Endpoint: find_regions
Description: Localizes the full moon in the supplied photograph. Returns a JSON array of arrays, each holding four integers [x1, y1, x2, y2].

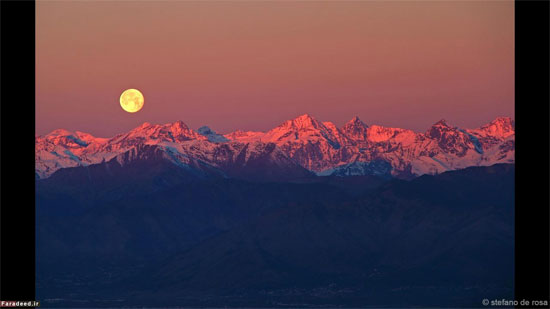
[[120, 89, 144, 113]]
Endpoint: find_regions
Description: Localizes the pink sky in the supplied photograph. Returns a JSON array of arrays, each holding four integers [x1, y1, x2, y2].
[[36, 1, 514, 137]]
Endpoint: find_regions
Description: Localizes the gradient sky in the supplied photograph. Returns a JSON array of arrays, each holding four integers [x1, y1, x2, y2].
[[36, 0, 514, 137]]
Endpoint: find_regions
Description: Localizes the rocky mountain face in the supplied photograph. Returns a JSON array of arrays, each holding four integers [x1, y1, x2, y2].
[[36, 114, 514, 179]]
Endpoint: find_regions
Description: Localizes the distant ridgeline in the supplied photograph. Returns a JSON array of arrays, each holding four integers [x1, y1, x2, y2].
[[35, 114, 514, 181], [36, 163, 514, 307]]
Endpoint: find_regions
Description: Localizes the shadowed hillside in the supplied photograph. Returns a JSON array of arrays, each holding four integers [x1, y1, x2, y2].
[[36, 164, 514, 307]]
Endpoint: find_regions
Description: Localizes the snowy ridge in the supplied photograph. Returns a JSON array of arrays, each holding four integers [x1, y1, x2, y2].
[[197, 126, 229, 143], [36, 115, 515, 179]]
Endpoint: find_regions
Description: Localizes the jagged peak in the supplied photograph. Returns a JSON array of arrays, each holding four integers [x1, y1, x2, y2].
[[343, 116, 368, 129], [46, 129, 74, 137], [197, 126, 214, 135], [127, 122, 156, 135], [424, 119, 459, 139], [280, 113, 322, 130], [197, 126, 229, 143], [74, 131, 103, 139], [117, 120, 202, 144], [487, 116, 514, 128], [322, 121, 347, 140], [40, 129, 91, 147], [130, 120, 191, 133], [165, 120, 189, 129], [161, 121, 196, 136], [36, 114, 516, 179], [74, 131, 108, 144], [296, 113, 315, 120], [432, 119, 450, 128], [341, 117, 368, 141], [474, 116, 515, 138], [293, 113, 318, 123], [322, 121, 337, 129]]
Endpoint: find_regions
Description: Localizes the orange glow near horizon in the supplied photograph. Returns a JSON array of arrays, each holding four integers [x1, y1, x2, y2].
[[36, 1, 514, 136]]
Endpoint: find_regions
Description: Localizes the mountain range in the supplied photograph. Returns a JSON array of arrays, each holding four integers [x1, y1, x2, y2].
[[35, 114, 515, 307], [36, 114, 514, 180]]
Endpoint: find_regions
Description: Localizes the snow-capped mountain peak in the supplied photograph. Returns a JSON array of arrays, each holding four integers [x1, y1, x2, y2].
[[366, 125, 414, 143], [46, 129, 75, 137], [425, 119, 458, 138], [475, 117, 515, 138], [282, 113, 324, 130], [113, 121, 205, 145], [262, 114, 333, 143], [224, 130, 265, 143], [341, 116, 369, 142], [197, 126, 229, 143], [38, 129, 95, 148], [74, 131, 109, 144], [36, 116, 515, 180]]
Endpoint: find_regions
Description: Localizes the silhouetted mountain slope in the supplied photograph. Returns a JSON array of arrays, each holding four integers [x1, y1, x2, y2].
[[142, 164, 514, 306], [36, 164, 513, 307], [36, 160, 379, 303], [37, 179, 358, 261]]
